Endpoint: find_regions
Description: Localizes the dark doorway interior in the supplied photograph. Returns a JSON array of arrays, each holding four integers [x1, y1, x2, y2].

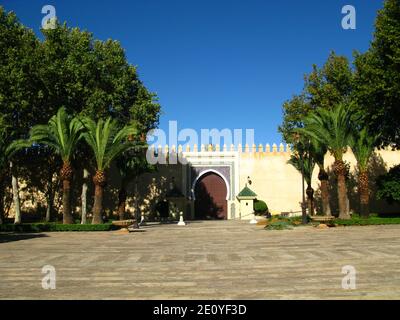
[[194, 172, 227, 220]]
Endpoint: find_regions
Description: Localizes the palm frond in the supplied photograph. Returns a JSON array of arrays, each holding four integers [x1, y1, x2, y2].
[[5, 139, 33, 158], [297, 103, 353, 161], [29, 107, 84, 162], [350, 127, 379, 171], [288, 152, 315, 186], [82, 116, 138, 171]]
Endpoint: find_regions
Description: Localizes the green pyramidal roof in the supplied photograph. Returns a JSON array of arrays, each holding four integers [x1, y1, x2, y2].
[[237, 185, 257, 198]]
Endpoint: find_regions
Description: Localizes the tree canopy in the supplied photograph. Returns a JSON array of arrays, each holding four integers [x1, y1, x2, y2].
[[0, 6, 161, 222], [279, 52, 353, 144], [353, 0, 400, 148]]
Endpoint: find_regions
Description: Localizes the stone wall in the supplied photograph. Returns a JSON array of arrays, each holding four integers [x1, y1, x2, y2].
[[5, 144, 400, 220]]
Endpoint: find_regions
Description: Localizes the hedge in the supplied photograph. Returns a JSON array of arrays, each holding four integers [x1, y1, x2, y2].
[[0, 223, 116, 233], [334, 217, 400, 226]]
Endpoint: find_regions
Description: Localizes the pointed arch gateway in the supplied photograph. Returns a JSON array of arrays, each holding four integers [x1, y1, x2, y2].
[[192, 170, 228, 220]]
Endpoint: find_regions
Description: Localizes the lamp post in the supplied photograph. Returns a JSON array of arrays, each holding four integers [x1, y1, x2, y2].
[[293, 132, 308, 225], [301, 156, 307, 225]]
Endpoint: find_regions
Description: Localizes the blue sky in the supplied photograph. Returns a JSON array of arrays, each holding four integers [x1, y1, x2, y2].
[[2, 0, 383, 145]]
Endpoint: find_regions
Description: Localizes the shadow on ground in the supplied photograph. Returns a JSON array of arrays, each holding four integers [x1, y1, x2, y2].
[[0, 233, 49, 244]]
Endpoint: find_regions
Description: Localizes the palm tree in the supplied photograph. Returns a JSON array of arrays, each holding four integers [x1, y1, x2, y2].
[[350, 128, 378, 218], [299, 104, 353, 219], [11, 107, 85, 224], [288, 141, 316, 216], [81, 117, 137, 224], [310, 138, 332, 216]]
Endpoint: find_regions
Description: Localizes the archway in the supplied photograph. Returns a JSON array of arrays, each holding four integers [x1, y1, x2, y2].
[[194, 171, 228, 220]]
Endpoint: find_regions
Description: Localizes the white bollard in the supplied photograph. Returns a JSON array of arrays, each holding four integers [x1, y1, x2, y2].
[[249, 213, 258, 224], [177, 211, 186, 226], [139, 214, 146, 226]]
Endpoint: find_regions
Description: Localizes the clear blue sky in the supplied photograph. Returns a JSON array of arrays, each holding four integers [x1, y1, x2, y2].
[[2, 0, 384, 145]]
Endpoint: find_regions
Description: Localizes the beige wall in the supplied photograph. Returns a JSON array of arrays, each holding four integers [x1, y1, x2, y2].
[[119, 145, 400, 219], [238, 147, 400, 216], [239, 150, 301, 216], [6, 145, 400, 220]]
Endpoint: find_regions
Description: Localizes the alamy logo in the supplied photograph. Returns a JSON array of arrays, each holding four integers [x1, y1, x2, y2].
[[41, 5, 57, 29], [341, 265, 356, 290], [146, 121, 255, 165], [342, 5, 356, 30], [41, 265, 56, 290]]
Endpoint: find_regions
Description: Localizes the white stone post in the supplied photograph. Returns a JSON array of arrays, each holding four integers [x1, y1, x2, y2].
[[249, 213, 258, 224], [177, 211, 186, 226]]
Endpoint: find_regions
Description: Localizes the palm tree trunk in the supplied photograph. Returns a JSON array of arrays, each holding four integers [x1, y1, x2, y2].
[[92, 170, 106, 224], [0, 185, 3, 225], [60, 161, 74, 224], [118, 183, 127, 221], [337, 174, 350, 219], [62, 179, 73, 224], [45, 188, 53, 222], [318, 168, 331, 216], [359, 170, 370, 218], [334, 160, 350, 219], [10, 162, 21, 224], [0, 172, 4, 224], [306, 185, 314, 216], [45, 172, 54, 222], [81, 168, 89, 224], [92, 183, 104, 224]]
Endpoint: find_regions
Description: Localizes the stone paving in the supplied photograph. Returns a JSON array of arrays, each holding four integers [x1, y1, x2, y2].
[[1, 221, 400, 299]]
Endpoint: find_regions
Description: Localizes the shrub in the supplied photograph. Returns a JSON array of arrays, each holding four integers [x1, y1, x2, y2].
[[265, 221, 293, 230], [0, 223, 116, 233], [254, 200, 268, 215], [376, 165, 400, 204]]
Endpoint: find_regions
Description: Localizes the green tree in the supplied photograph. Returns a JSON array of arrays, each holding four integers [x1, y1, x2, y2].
[[279, 52, 353, 141], [310, 138, 332, 216], [38, 23, 160, 123], [279, 94, 311, 144], [377, 165, 400, 204], [350, 128, 379, 218], [82, 117, 138, 224], [298, 104, 354, 219], [279, 53, 354, 217], [305, 52, 353, 110], [114, 81, 160, 221], [39, 23, 160, 222], [116, 148, 156, 221], [2, 123, 31, 225], [0, 7, 42, 134], [0, 7, 43, 223], [278, 52, 354, 140], [16, 147, 60, 222], [12, 108, 85, 224], [0, 116, 8, 224], [0, 8, 161, 222], [353, 0, 400, 148], [288, 140, 316, 216]]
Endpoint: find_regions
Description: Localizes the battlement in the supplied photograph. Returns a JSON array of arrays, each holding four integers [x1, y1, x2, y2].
[[148, 143, 292, 154], [146, 144, 399, 163]]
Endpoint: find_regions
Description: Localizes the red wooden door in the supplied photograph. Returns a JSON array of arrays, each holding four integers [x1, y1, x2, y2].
[[194, 172, 227, 220]]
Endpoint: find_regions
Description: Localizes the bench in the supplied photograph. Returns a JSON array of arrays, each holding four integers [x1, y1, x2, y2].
[[311, 216, 335, 223]]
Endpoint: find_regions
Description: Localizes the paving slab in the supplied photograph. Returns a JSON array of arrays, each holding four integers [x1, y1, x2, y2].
[[1, 221, 400, 299]]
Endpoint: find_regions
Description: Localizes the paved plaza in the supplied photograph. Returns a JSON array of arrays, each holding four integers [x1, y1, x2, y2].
[[1, 221, 400, 299]]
